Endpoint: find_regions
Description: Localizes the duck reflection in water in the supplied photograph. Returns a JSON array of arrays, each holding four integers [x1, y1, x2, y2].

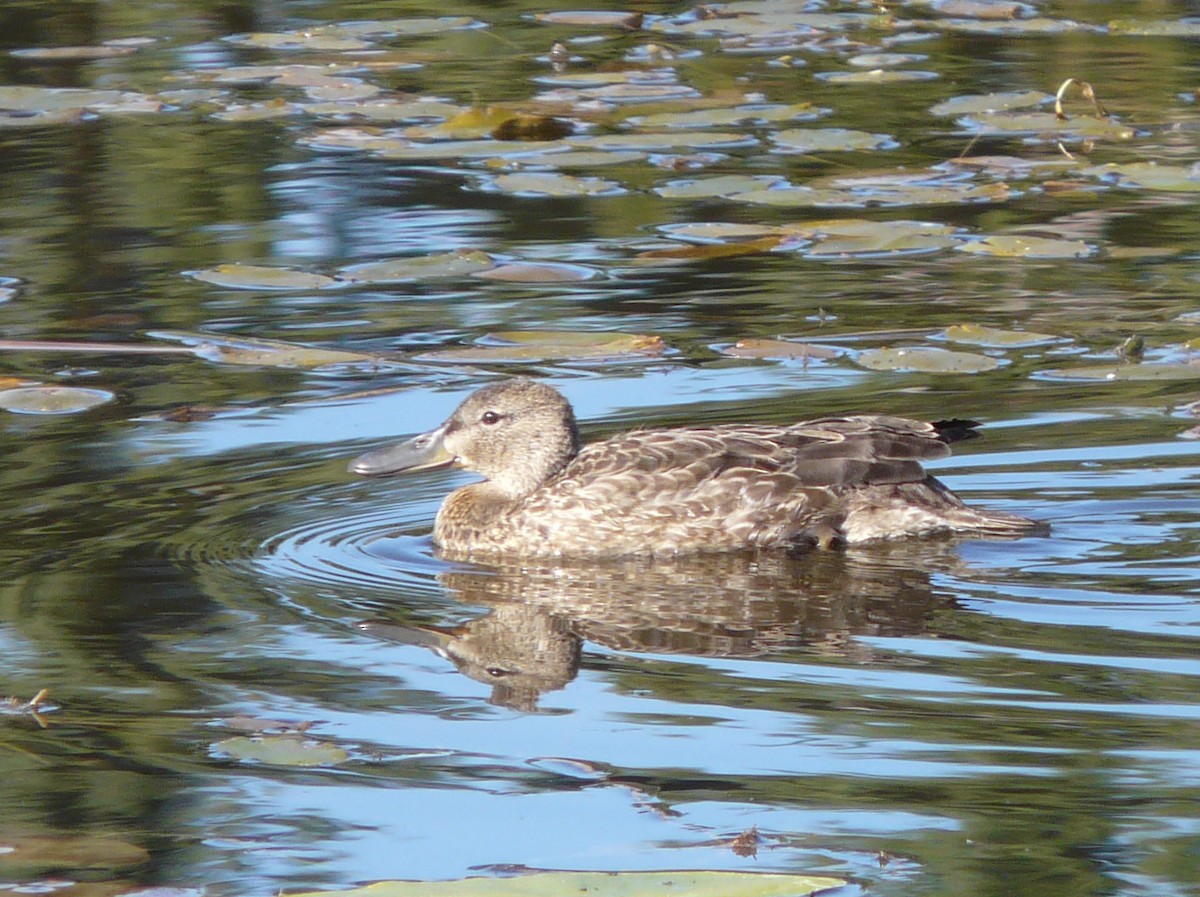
[[359, 544, 965, 711], [349, 378, 1041, 559]]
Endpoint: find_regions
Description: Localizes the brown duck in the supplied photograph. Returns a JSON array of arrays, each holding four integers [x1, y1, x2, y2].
[[349, 378, 1041, 558]]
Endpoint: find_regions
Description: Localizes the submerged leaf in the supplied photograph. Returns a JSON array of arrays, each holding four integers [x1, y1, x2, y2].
[[636, 236, 785, 261], [473, 262, 600, 282], [0, 835, 149, 875], [420, 331, 665, 363], [856, 347, 1001, 373], [1044, 364, 1200, 382], [719, 339, 842, 360], [150, 332, 384, 368], [958, 235, 1093, 258]]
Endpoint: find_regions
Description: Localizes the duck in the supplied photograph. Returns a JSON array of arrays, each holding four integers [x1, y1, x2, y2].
[[348, 378, 1041, 559]]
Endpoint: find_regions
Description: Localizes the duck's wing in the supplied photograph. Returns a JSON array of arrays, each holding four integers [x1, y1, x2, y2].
[[553, 416, 955, 508]]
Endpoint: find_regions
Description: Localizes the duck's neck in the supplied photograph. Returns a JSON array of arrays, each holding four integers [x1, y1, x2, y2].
[[434, 482, 521, 548]]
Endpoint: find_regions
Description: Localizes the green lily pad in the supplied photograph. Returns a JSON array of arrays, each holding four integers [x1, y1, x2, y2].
[[1107, 18, 1200, 36], [938, 16, 1086, 34], [960, 111, 1135, 140], [286, 870, 845, 897], [338, 250, 495, 283], [958, 235, 1094, 258], [816, 69, 939, 84], [719, 338, 843, 360], [929, 90, 1050, 117], [771, 127, 897, 152], [569, 131, 755, 151], [419, 331, 665, 363], [318, 17, 483, 37], [0, 386, 114, 415], [1083, 162, 1200, 193], [856, 347, 1001, 373], [213, 734, 350, 767], [509, 149, 645, 168], [655, 174, 786, 199], [483, 172, 625, 197], [942, 323, 1061, 347], [186, 265, 337, 290], [658, 222, 785, 241], [848, 52, 928, 67], [473, 262, 600, 282], [1044, 364, 1200, 382], [225, 31, 376, 51], [373, 138, 567, 160], [0, 834, 149, 875], [534, 10, 645, 27], [150, 332, 384, 369], [628, 102, 827, 128]]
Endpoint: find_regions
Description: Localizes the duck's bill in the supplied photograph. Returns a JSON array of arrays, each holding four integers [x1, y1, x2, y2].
[[348, 424, 457, 477]]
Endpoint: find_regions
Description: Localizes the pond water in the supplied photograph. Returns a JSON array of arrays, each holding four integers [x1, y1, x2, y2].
[[1, 0, 1200, 895]]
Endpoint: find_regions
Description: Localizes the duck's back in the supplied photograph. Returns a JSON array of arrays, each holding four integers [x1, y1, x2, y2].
[[435, 415, 1035, 557]]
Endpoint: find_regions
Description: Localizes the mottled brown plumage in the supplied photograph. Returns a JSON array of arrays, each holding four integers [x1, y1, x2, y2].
[[349, 379, 1040, 558]]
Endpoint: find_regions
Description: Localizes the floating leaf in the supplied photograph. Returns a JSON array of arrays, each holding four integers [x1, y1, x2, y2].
[[958, 235, 1093, 258], [848, 52, 928, 67], [856, 347, 1001, 373], [534, 10, 644, 27], [11, 45, 137, 60], [929, 90, 1050, 116], [636, 236, 786, 261], [509, 149, 645, 168], [406, 107, 524, 140], [212, 734, 350, 767], [420, 331, 665, 363], [1083, 162, 1200, 193], [938, 16, 1086, 34], [0, 85, 156, 115], [150, 332, 384, 369], [224, 31, 375, 51], [719, 339, 843, 360], [473, 262, 600, 282], [771, 127, 897, 152], [959, 111, 1135, 139], [482, 172, 625, 196], [569, 131, 755, 150], [286, 870, 845, 897], [1106, 18, 1200, 36], [817, 69, 939, 85], [317, 17, 483, 37], [373, 138, 566, 160], [186, 265, 337, 290], [0, 835, 149, 875], [1043, 364, 1200, 382], [0, 386, 114, 415], [655, 174, 786, 199], [657, 222, 785, 241], [338, 250, 495, 283], [786, 218, 960, 256], [628, 102, 827, 128], [942, 323, 1061, 347]]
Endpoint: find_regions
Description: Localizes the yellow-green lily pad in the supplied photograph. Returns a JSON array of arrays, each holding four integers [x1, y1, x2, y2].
[[719, 338, 843, 360], [150, 332, 384, 369], [0, 834, 149, 875], [771, 127, 897, 152], [856, 346, 1001, 373], [658, 222, 785, 241], [0, 386, 114, 415], [569, 131, 755, 151], [420, 331, 665, 363], [1083, 162, 1200, 193], [186, 264, 337, 290], [1107, 18, 1200, 36], [224, 31, 375, 51], [1044, 364, 1200, 382], [655, 174, 786, 199], [473, 262, 600, 283], [816, 69, 939, 85], [929, 90, 1050, 117], [942, 323, 1061, 347], [960, 111, 1135, 140], [958, 235, 1094, 258], [483, 172, 625, 197], [628, 102, 827, 128], [213, 734, 350, 767], [338, 250, 495, 283], [286, 870, 845, 897], [317, 17, 483, 37]]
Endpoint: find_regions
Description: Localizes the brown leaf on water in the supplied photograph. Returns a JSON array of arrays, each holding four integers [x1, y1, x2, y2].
[[220, 715, 315, 734], [731, 825, 760, 858]]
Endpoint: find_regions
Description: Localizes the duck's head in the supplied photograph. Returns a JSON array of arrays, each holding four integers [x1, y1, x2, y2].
[[349, 379, 581, 499]]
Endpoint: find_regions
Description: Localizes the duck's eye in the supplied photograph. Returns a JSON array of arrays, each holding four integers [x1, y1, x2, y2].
[[480, 410, 501, 426]]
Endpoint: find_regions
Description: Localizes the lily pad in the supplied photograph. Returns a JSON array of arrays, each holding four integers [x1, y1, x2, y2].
[[1044, 364, 1200, 382], [318, 17, 483, 37], [628, 102, 827, 128], [473, 262, 600, 282], [719, 339, 843, 360], [338, 250, 495, 283], [0, 835, 149, 875], [655, 174, 786, 199], [942, 323, 1061, 347], [286, 870, 844, 897], [929, 90, 1050, 117], [959, 111, 1135, 140], [636, 236, 786, 262], [569, 131, 755, 151], [186, 265, 337, 290], [1083, 162, 1200, 193], [534, 10, 645, 27], [419, 331, 665, 363], [0, 386, 114, 415], [150, 332, 384, 369], [958, 235, 1094, 258], [771, 127, 897, 153], [657, 222, 785, 241], [855, 347, 1001, 373], [482, 172, 625, 197], [224, 31, 375, 51], [1106, 18, 1200, 36], [816, 69, 939, 85], [212, 734, 350, 767]]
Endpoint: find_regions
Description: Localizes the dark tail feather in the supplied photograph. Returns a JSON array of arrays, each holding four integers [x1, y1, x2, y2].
[[932, 418, 982, 445]]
